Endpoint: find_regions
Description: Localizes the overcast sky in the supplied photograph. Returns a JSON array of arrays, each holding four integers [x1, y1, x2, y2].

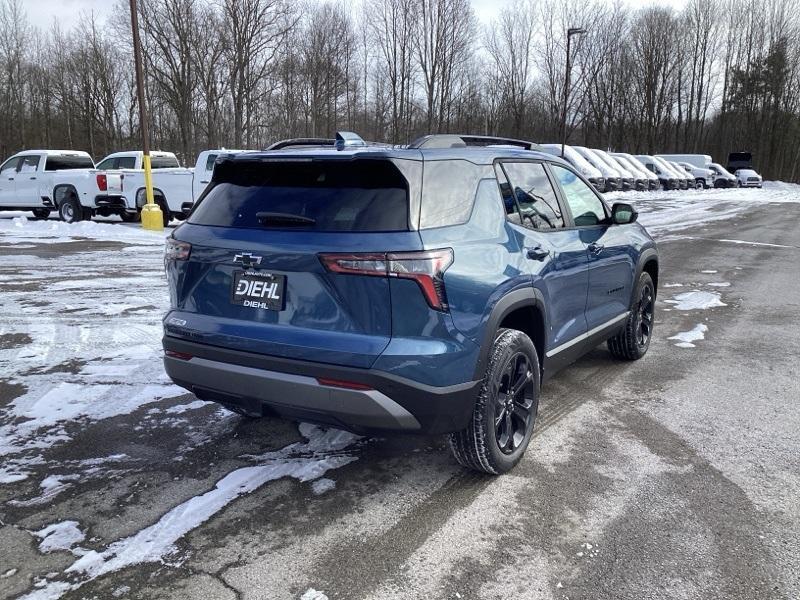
[[37, 0, 688, 31]]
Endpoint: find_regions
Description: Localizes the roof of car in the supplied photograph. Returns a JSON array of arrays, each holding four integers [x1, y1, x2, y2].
[[14, 150, 92, 157], [225, 145, 570, 167]]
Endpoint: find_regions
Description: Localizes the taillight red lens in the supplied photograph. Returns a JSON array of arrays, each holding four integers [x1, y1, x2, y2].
[[165, 237, 191, 261], [165, 350, 193, 360], [96, 173, 107, 191], [319, 248, 453, 311]]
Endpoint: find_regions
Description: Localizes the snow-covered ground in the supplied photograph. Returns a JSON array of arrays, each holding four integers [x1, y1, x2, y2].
[[1, 183, 799, 599]]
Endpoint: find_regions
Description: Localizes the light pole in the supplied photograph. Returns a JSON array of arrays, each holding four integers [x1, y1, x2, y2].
[[129, 0, 163, 231], [560, 27, 586, 159]]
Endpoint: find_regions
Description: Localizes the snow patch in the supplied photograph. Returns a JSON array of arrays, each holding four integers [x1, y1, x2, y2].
[[663, 283, 683, 288], [668, 324, 709, 348], [30, 424, 360, 600], [34, 521, 86, 553], [700, 269, 718, 274], [707, 282, 731, 287], [664, 291, 726, 310], [311, 478, 336, 495], [301, 589, 329, 600]]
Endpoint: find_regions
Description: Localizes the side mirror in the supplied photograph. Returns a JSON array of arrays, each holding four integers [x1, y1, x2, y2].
[[611, 202, 638, 225]]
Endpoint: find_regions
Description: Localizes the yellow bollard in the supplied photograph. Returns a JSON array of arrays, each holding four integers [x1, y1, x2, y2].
[[140, 154, 164, 231]]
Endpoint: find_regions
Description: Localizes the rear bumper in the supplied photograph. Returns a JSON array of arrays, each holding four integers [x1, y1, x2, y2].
[[163, 336, 480, 435]]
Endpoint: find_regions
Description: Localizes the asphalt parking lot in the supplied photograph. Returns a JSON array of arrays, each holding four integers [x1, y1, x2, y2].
[[1, 189, 799, 600]]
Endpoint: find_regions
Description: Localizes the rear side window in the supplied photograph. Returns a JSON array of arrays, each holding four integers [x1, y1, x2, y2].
[[189, 158, 409, 232], [19, 155, 40, 173], [501, 161, 565, 230], [44, 155, 94, 170], [419, 160, 487, 228], [0, 157, 20, 175], [151, 155, 180, 168], [205, 154, 218, 171], [117, 156, 137, 169]]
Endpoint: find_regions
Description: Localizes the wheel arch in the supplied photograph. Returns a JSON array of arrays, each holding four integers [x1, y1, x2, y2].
[[636, 249, 659, 298], [472, 287, 547, 381], [52, 184, 79, 208]]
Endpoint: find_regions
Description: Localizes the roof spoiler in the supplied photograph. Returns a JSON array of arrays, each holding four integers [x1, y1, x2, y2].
[[408, 134, 539, 151]]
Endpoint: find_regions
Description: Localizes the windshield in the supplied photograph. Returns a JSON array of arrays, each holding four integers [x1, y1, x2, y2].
[[189, 158, 410, 232]]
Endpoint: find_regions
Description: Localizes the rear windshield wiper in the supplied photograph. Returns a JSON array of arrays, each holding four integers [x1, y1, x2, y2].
[[256, 212, 316, 227]]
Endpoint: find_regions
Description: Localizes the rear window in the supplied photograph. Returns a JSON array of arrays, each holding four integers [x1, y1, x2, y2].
[[152, 155, 180, 168], [44, 154, 94, 170], [189, 158, 409, 232]]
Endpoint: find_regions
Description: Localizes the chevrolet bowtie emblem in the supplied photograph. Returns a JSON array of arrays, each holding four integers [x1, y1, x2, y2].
[[233, 253, 263, 267]]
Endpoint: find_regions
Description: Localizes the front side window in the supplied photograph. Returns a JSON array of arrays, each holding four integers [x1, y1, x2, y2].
[[0, 157, 20, 176], [117, 156, 137, 169], [96, 158, 115, 170], [551, 164, 608, 226], [205, 154, 218, 172], [19, 155, 40, 173], [501, 161, 565, 230]]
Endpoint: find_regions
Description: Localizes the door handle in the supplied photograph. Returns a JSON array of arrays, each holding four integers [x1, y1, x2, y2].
[[7, 177, 13, 181], [526, 246, 549, 261], [29, 176, 36, 180], [200, 180, 209, 184], [588, 242, 604, 254]]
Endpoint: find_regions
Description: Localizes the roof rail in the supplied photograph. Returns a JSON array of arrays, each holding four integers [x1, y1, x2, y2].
[[265, 137, 335, 151], [408, 134, 539, 151], [266, 131, 374, 151]]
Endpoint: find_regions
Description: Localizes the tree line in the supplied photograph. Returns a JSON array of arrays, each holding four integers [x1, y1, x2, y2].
[[0, 0, 798, 181]]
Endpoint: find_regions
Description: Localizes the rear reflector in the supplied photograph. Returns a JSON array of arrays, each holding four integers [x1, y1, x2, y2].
[[165, 350, 193, 360], [319, 248, 453, 311], [316, 377, 374, 391]]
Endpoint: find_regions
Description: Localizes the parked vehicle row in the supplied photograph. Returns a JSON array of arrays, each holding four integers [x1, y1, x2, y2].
[[0, 143, 766, 224], [544, 145, 762, 193], [0, 149, 247, 224]]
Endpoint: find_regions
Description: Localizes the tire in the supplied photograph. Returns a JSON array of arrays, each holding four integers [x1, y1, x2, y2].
[[58, 194, 83, 223], [695, 179, 704, 189], [449, 328, 540, 475], [121, 211, 141, 223], [32, 208, 50, 219], [607, 271, 655, 361]]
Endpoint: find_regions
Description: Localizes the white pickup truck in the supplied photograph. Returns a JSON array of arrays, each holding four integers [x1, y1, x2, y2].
[[50, 149, 244, 224], [0, 150, 96, 219]]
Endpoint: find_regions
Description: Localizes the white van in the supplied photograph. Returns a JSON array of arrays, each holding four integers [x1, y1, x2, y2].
[[634, 155, 679, 190], [658, 158, 691, 190], [708, 162, 737, 188], [572, 146, 622, 192], [538, 144, 606, 192], [591, 149, 637, 191], [675, 162, 714, 189], [611, 152, 659, 191], [656, 154, 712, 169]]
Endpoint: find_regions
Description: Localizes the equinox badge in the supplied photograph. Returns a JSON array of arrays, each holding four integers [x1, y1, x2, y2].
[[233, 253, 263, 267]]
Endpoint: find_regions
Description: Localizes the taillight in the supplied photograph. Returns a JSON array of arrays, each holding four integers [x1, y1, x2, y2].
[[165, 237, 191, 261], [320, 248, 453, 311], [96, 173, 107, 191], [165, 350, 193, 360]]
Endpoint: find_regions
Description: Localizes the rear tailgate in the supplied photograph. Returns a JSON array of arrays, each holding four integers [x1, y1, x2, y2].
[[164, 156, 423, 369]]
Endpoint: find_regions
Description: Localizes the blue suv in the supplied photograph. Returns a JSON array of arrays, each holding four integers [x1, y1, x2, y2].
[[163, 133, 658, 474]]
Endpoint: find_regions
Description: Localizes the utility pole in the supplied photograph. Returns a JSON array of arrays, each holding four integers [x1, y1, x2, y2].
[[129, 0, 163, 231], [560, 27, 586, 159]]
